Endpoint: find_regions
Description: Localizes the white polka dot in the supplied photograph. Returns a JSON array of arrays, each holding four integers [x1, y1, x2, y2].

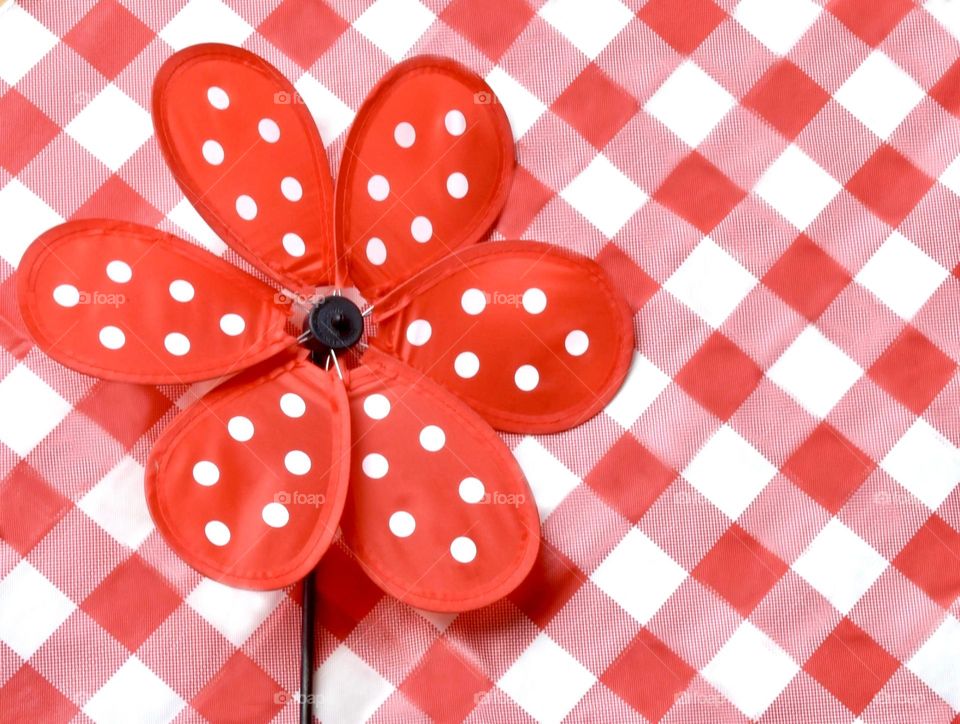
[[460, 288, 486, 315], [522, 288, 547, 314], [389, 511, 415, 538], [283, 233, 305, 257], [363, 394, 390, 420], [207, 87, 229, 110], [285, 450, 311, 475], [419, 425, 445, 452], [228, 416, 254, 442], [164, 332, 190, 356], [565, 330, 589, 356], [280, 393, 306, 418], [236, 195, 257, 220], [454, 352, 480, 379], [193, 461, 219, 486], [446, 172, 468, 199], [258, 118, 280, 143], [394, 122, 416, 148], [411, 216, 432, 243], [202, 140, 224, 165], [366, 237, 386, 266], [106, 260, 131, 283], [169, 280, 194, 302], [362, 453, 388, 479], [220, 314, 245, 336], [367, 175, 389, 201], [515, 365, 539, 391], [281, 176, 303, 202], [53, 284, 79, 307], [262, 502, 289, 528], [450, 536, 477, 563], [459, 477, 485, 504], [445, 109, 466, 136], [99, 326, 125, 350], [205, 520, 230, 546], [406, 319, 432, 346]]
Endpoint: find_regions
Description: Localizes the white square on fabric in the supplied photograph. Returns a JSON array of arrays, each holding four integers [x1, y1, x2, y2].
[[683, 425, 777, 520], [664, 237, 757, 328], [0, 179, 64, 267], [0, 364, 71, 457], [498, 633, 597, 722], [834, 51, 924, 139], [0, 3, 58, 85], [159, 0, 254, 50], [791, 518, 888, 614], [78, 456, 155, 550], [907, 615, 960, 710], [186, 578, 283, 647], [754, 145, 841, 231], [591, 527, 687, 624], [0, 561, 76, 659], [702, 621, 799, 719], [65, 84, 153, 172], [538, 0, 634, 59], [881, 418, 960, 511], [513, 437, 581, 521], [561, 155, 647, 238], [83, 657, 185, 724], [315, 645, 395, 724], [645, 62, 736, 148], [767, 326, 863, 419], [484, 67, 547, 139], [733, 0, 821, 55], [604, 353, 671, 430], [855, 231, 948, 320], [353, 0, 436, 62]]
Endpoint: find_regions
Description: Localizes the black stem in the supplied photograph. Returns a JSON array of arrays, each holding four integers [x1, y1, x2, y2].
[[300, 570, 316, 724]]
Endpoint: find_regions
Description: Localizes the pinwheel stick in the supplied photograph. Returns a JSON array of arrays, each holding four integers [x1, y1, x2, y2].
[[300, 570, 316, 724]]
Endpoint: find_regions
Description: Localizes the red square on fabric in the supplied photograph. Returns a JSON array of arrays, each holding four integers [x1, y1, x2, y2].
[[675, 332, 763, 421], [508, 544, 584, 627], [586, 434, 676, 523], [654, 153, 746, 233], [804, 618, 900, 715], [827, 0, 913, 47], [743, 61, 830, 140], [63, 0, 153, 79], [931, 60, 960, 119], [638, 0, 726, 55], [0, 463, 72, 555], [692, 524, 787, 616], [869, 326, 956, 415], [893, 514, 960, 608], [75, 381, 171, 449], [763, 235, 851, 321], [81, 555, 180, 650], [846, 145, 934, 228], [0, 90, 59, 175], [192, 651, 284, 723], [0, 665, 77, 724], [783, 423, 874, 513], [73, 176, 163, 228], [601, 628, 696, 721], [313, 545, 384, 639], [258, 0, 348, 68], [496, 166, 554, 237], [441, 0, 534, 61], [596, 244, 658, 312], [400, 640, 492, 721], [553, 64, 638, 149]]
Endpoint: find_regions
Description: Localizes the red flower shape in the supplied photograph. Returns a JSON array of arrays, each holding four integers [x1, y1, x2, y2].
[[16, 45, 633, 611]]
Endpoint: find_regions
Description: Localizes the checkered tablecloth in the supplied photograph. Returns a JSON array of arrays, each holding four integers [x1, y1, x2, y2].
[[2, 0, 960, 721]]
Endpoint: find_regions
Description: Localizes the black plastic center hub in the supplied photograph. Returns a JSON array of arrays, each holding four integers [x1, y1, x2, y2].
[[306, 296, 363, 351]]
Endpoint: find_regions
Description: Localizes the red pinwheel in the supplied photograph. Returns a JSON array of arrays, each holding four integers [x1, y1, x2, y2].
[[16, 45, 634, 614]]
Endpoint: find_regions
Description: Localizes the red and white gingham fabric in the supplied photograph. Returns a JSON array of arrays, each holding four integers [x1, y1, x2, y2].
[[2, 0, 960, 721]]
